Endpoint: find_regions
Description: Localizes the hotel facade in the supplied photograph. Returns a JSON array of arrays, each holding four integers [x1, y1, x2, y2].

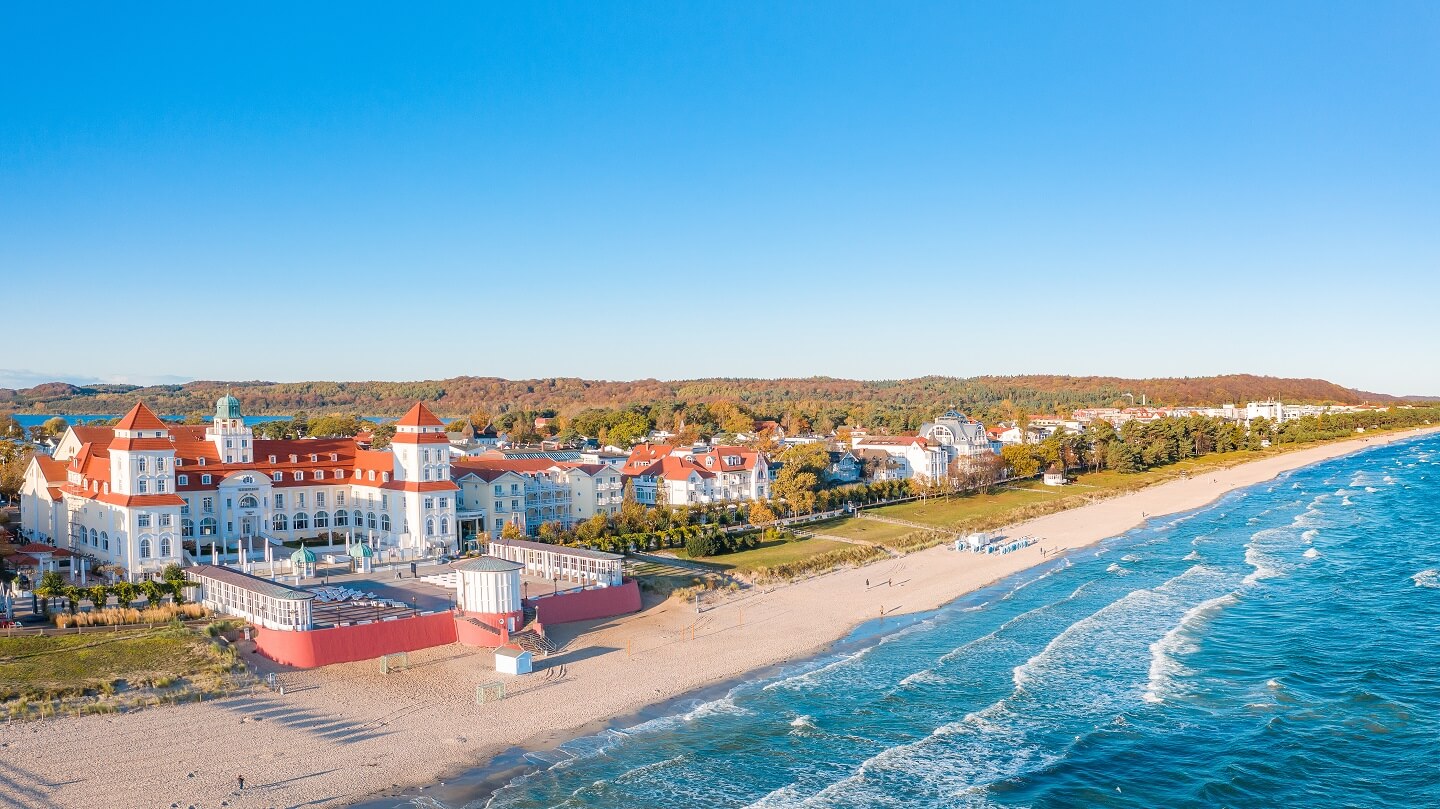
[[20, 397, 458, 580]]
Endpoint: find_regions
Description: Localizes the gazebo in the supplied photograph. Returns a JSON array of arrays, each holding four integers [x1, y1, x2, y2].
[[347, 541, 374, 574], [290, 547, 317, 578]]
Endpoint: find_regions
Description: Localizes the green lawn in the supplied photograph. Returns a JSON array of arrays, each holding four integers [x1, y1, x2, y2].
[[0, 626, 238, 710], [869, 486, 1060, 529], [802, 517, 916, 544], [673, 536, 850, 574]]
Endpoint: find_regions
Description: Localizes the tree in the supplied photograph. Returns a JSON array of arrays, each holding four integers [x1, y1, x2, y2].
[[0, 440, 30, 502], [1001, 444, 1042, 479], [500, 522, 524, 540], [370, 423, 397, 449], [111, 580, 137, 608], [35, 571, 67, 616], [685, 532, 720, 559], [0, 414, 23, 440], [161, 563, 186, 585], [749, 500, 777, 526], [307, 413, 365, 438], [41, 416, 70, 439], [86, 584, 110, 610]]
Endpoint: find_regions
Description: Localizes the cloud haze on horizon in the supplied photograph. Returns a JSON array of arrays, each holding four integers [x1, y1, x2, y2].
[[2, 4, 1436, 394]]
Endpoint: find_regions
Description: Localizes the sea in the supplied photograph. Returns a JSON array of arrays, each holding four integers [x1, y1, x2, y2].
[[381, 433, 1440, 809], [12, 413, 330, 429]]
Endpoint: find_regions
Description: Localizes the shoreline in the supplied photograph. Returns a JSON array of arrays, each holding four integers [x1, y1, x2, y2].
[[1, 426, 1433, 809]]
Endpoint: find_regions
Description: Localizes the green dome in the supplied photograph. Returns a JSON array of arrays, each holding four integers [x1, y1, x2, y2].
[[290, 547, 316, 564], [347, 543, 373, 558], [216, 393, 243, 420]]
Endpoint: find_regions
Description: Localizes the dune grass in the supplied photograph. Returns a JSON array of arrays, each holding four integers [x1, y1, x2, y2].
[[673, 536, 851, 574]]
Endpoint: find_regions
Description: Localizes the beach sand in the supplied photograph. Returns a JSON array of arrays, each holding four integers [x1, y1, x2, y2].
[[1, 428, 1430, 809]]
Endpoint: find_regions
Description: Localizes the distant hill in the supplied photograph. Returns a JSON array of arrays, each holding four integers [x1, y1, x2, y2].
[[0, 374, 1423, 426]]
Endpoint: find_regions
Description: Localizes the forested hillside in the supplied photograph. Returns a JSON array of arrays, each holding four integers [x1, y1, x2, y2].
[[0, 373, 1406, 426]]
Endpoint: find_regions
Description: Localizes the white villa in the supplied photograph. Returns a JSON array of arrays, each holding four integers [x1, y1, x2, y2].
[[851, 410, 998, 483]]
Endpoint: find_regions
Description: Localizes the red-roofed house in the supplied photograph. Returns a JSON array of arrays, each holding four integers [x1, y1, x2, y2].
[[620, 444, 769, 506]]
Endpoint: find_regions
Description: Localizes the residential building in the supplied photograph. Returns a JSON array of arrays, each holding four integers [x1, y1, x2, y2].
[[621, 444, 770, 506]]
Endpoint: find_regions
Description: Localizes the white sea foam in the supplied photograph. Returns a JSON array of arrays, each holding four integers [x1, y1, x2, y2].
[[1183, 550, 1201, 561], [1121, 553, 1141, 563], [1143, 591, 1239, 703], [1302, 529, 1318, 543], [1413, 569, 1440, 589], [1303, 548, 1321, 559], [1106, 563, 1128, 575]]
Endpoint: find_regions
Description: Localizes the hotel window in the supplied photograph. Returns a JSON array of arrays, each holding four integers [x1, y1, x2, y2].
[[380, 514, 391, 532], [316, 492, 326, 508], [175, 458, 183, 467], [203, 497, 214, 513], [137, 514, 152, 528], [294, 471, 304, 481], [494, 485, 502, 496], [423, 497, 433, 509], [382, 472, 390, 483], [225, 439, 233, 448], [272, 472, 282, 481], [314, 470, 325, 480], [439, 497, 448, 508], [335, 469, 344, 479], [269, 455, 277, 463], [274, 493, 285, 509], [380, 495, 389, 510], [309, 454, 318, 463], [160, 514, 172, 527], [336, 491, 345, 506], [138, 480, 148, 494], [137, 457, 147, 472], [177, 474, 188, 486], [158, 479, 167, 493], [201, 474, 212, 485], [296, 493, 306, 508], [330, 453, 338, 461]]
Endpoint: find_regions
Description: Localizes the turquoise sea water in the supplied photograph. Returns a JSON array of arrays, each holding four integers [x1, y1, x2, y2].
[[413, 436, 1440, 809]]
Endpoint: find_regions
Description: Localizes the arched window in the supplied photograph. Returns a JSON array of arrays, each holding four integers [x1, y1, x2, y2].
[[99, 531, 109, 550], [182, 519, 194, 537], [200, 518, 217, 536], [367, 512, 377, 530], [380, 514, 391, 532], [353, 509, 362, 528], [314, 511, 329, 529], [293, 512, 309, 531], [139, 537, 152, 559], [239, 495, 259, 509], [440, 518, 449, 536], [334, 510, 349, 527], [89, 528, 98, 546], [160, 536, 172, 556], [272, 513, 288, 532], [425, 517, 435, 537]]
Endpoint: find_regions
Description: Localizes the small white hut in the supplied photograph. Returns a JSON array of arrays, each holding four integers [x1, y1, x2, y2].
[[494, 645, 532, 675]]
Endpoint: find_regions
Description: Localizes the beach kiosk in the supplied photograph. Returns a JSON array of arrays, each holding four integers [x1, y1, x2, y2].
[[958, 532, 993, 553], [453, 556, 524, 632], [290, 547, 316, 579], [494, 644, 533, 676]]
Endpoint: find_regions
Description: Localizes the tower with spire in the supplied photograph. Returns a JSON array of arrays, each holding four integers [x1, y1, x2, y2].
[[206, 390, 252, 464]]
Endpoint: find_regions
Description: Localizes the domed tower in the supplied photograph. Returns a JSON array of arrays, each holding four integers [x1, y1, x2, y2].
[[206, 392, 252, 464]]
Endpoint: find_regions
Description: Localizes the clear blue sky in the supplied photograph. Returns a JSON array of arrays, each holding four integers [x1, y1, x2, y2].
[[2, 3, 1437, 394]]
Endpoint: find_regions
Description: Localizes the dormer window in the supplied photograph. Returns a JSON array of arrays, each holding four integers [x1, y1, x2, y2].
[[201, 474, 212, 485], [272, 472, 282, 482], [330, 453, 338, 461], [178, 474, 188, 486], [175, 458, 183, 467], [198, 457, 207, 466], [382, 472, 390, 483], [367, 470, 376, 480], [335, 469, 344, 478], [294, 471, 304, 481], [269, 455, 277, 463], [314, 470, 325, 480], [289, 455, 297, 463], [309, 454, 318, 462]]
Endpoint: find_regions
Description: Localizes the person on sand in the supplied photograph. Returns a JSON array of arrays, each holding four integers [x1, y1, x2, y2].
[[237, 774, 245, 791]]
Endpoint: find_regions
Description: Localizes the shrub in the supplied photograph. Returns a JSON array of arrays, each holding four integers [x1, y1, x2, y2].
[[685, 533, 720, 559]]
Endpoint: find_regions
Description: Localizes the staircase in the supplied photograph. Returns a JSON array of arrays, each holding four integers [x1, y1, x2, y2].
[[511, 628, 556, 656]]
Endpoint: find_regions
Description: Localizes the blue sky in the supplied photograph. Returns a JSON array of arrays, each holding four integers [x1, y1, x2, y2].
[[2, 3, 1437, 393]]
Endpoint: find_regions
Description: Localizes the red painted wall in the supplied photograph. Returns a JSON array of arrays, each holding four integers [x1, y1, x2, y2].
[[254, 611, 457, 668], [455, 616, 508, 648], [529, 580, 642, 625]]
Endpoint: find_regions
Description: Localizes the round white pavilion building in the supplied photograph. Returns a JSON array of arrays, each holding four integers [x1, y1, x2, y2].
[[452, 556, 524, 632]]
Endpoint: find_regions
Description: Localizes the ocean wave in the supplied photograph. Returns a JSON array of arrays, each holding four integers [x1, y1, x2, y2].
[[1413, 569, 1440, 589], [1303, 548, 1321, 559], [1183, 550, 1202, 561], [1143, 591, 1239, 703], [1302, 529, 1319, 543], [1121, 553, 1141, 562], [1106, 563, 1128, 575]]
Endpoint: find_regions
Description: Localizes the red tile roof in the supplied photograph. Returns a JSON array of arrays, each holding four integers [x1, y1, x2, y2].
[[114, 402, 169, 431], [395, 402, 446, 428]]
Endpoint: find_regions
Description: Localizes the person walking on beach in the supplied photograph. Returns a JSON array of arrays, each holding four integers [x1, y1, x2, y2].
[[237, 774, 245, 791]]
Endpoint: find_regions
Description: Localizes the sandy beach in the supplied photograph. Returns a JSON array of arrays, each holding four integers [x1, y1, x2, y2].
[[1, 427, 1431, 809]]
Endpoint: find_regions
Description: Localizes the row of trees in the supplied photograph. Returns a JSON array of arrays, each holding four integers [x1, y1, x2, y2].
[[32, 564, 190, 617]]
